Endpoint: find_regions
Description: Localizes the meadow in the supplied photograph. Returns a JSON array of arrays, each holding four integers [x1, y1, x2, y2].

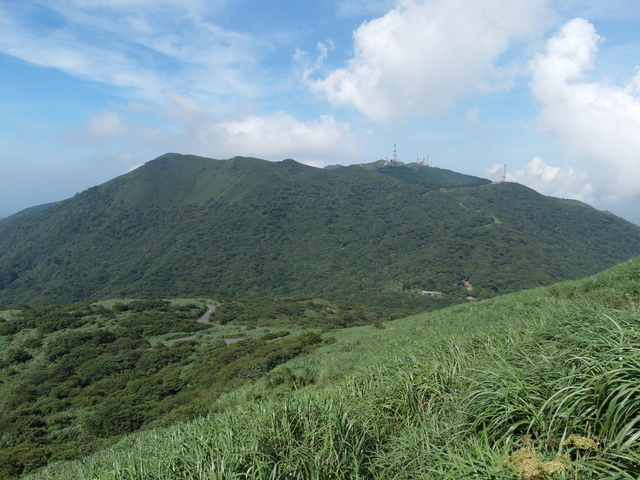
[[20, 258, 640, 479]]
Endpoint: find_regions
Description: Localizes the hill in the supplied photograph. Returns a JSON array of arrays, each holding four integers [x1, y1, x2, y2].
[[15, 257, 640, 479], [0, 202, 60, 228], [1, 295, 379, 477], [0, 153, 639, 307]]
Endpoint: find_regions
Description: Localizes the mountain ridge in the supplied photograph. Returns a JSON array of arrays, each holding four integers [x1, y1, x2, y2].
[[0, 153, 639, 307]]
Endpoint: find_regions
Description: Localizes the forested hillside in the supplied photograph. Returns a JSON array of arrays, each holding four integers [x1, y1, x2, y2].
[[0, 295, 383, 477], [0, 153, 639, 307], [0, 203, 60, 227]]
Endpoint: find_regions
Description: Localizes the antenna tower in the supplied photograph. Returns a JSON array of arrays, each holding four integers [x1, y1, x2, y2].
[[390, 143, 399, 165], [500, 164, 507, 183]]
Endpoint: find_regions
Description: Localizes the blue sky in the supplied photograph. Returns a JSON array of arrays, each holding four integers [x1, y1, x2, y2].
[[1, 0, 640, 224]]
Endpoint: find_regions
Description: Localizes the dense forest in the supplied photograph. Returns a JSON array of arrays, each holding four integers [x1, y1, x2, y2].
[[1, 154, 639, 307]]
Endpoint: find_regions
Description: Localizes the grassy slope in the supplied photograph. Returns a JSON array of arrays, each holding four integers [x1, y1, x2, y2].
[[0, 296, 394, 478], [0, 294, 415, 478], [25, 258, 640, 479]]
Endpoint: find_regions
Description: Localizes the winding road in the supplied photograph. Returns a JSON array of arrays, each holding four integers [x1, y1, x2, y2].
[[171, 304, 216, 342], [197, 304, 216, 324]]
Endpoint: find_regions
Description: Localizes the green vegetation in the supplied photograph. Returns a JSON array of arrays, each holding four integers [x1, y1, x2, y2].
[[0, 202, 60, 228], [1, 153, 640, 478], [1, 154, 639, 307], [10, 257, 640, 479], [210, 296, 401, 329], [0, 297, 345, 478]]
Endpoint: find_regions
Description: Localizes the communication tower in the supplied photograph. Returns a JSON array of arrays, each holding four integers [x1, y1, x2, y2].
[[390, 143, 399, 165], [500, 164, 507, 183], [416, 154, 430, 166]]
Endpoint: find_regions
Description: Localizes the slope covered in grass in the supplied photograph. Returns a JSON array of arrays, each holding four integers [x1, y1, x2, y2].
[[23, 258, 640, 479]]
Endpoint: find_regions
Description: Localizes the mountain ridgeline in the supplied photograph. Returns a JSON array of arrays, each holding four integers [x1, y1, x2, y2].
[[0, 153, 639, 307]]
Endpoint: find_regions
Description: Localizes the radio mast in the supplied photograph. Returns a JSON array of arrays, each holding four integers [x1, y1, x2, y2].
[[390, 143, 399, 165], [500, 164, 507, 183]]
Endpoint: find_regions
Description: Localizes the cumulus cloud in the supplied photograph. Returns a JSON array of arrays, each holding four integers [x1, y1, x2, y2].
[[530, 18, 640, 202], [307, 0, 551, 122], [198, 112, 361, 166], [149, 90, 361, 165], [487, 157, 595, 202], [66, 92, 361, 166]]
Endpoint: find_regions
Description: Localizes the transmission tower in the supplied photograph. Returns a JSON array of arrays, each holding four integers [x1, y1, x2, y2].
[[390, 143, 399, 165]]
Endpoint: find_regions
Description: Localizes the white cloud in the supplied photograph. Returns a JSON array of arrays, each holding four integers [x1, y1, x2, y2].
[[151, 90, 361, 165], [296, 41, 334, 84], [487, 157, 595, 202], [67, 111, 126, 144], [204, 113, 360, 166], [66, 92, 361, 166], [0, 0, 263, 104], [308, 0, 551, 122], [530, 18, 640, 202]]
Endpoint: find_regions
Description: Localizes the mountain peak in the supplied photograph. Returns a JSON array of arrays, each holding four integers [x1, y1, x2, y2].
[[0, 153, 639, 306]]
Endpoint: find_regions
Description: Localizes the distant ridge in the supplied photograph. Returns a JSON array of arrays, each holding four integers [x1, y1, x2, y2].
[[0, 201, 60, 227], [0, 153, 639, 307]]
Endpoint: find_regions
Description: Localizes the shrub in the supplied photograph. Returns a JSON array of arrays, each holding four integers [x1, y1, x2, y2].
[[84, 402, 149, 437], [5, 347, 32, 364], [0, 444, 51, 479]]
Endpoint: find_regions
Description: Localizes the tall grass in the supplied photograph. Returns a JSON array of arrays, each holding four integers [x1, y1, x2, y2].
[[25, 260, 640, 479], [461, 306, 640, 478]]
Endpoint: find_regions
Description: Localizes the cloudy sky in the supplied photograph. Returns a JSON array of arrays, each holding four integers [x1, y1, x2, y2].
[[1, 0, 640, 224]]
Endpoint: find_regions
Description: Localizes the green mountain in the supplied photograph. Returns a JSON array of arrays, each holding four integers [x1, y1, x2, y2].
[[0, 202, 60, 228], [0, 153, 639, 307], [8, 257, 640, 479]]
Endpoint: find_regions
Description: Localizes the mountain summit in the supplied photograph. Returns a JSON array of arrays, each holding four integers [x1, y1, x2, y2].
[[0, 153, 639, 307]]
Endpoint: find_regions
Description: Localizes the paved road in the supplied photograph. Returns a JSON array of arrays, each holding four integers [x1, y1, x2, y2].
[[172, 304, 217, 342], [197, 304, 216, 324]]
